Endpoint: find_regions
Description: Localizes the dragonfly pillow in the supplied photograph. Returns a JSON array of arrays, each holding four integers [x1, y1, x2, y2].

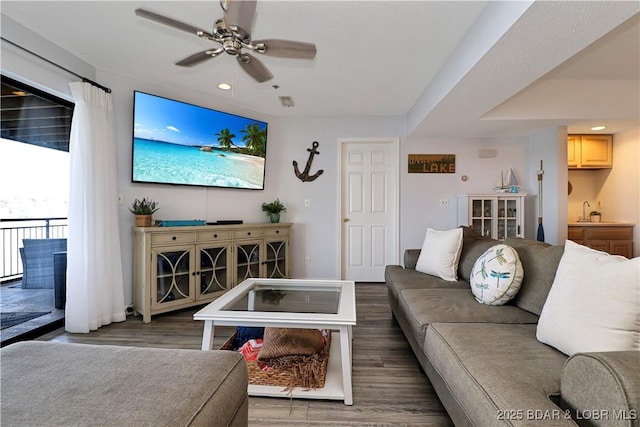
[[469, 244, 524, 305]]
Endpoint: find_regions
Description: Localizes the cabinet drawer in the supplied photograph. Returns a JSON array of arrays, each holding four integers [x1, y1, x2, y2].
[[197, 230, 232, 242], [264, 227, 290, 237], [567, 227, 585, 240], [585, 226, 633, 240], [234, 229, 263, 239], [151, 232, 195, 245], [611, 241, 633, 258]]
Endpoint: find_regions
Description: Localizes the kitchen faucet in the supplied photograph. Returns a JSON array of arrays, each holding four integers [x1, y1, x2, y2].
[[582, 201, 590, 221]]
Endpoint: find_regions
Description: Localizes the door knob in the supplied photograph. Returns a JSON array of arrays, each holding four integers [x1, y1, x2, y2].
[[343, 218, 350, 222]]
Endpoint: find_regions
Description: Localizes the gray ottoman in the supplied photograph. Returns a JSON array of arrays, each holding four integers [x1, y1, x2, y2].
[[0, 341, 248, 426]]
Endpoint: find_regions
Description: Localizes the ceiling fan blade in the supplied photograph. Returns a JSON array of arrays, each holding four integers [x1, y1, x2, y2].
[[252, 39, 317, 59], [224, 0, 257, 33], [175, 49, 222, 67], [237, 53, 273, 83], [135, 8, 214, 39]]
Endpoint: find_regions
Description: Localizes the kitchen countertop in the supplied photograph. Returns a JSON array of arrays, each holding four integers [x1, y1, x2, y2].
[[568, 222, 635, 227]]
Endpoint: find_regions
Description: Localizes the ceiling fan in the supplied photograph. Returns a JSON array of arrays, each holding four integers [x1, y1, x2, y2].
[[135, 0, 317, 83]]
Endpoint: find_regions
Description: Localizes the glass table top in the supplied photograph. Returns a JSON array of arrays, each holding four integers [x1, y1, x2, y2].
[[194, 278, 356, 324], [222, 282, 341, 314]]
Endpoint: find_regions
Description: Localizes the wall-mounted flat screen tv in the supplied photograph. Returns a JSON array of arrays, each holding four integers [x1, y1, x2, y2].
[[132, 91, 267, 190]]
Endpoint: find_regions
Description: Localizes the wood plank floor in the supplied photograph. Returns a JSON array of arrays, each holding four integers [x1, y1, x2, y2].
[[37, 283, 452, 426]]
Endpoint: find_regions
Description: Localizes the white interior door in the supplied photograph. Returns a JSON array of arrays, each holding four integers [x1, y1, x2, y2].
[[340, 139, 399, 282]]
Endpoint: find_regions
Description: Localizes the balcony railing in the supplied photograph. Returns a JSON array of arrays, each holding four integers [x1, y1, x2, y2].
[[0, 217, 68, 282]]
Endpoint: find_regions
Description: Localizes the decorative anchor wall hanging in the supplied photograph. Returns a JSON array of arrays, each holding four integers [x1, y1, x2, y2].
[[293, 141, 324, 182]]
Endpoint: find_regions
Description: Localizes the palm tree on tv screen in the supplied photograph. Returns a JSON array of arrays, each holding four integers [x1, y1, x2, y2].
[[215, 128, 236, 149], [240, 123, 266, 157]]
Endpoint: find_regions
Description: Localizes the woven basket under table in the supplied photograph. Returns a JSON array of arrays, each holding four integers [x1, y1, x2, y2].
[[221, 331, 331, 391]]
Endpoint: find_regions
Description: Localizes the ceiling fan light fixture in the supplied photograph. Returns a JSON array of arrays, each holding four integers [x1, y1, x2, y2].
[[591, 125, 606, 131], [217, 83, 232, 90], [135, 2, 316, 83]]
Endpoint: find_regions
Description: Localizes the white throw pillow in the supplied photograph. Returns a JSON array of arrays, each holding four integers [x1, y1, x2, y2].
[[536, 240, 640, 356], [415, 228, 463, 281], [469, 244, 523, 305]]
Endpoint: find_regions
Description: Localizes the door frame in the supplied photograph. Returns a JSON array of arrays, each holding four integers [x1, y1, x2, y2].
[[337, 137, 401, 280]]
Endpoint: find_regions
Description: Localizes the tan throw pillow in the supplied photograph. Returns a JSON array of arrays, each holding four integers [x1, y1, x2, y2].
[[257, 328, 325, 361]]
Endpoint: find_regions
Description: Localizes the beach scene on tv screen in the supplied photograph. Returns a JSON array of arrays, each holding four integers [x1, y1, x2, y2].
[[133, 92, 267, 189]]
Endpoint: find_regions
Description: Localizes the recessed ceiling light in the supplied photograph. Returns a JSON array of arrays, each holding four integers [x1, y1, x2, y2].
[[217, 83, 232, 90], [591, 126, 606, 131], [12, 91, 27, 96]]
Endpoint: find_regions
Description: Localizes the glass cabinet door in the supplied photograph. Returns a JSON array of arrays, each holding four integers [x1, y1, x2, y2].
[[471, 198, 494, 237], [497, 198, 520, 239], [264, 238, 288, 278], [152, 246, 194, 308], [197, 244, 231, 300], [235, 240, 261, 285]]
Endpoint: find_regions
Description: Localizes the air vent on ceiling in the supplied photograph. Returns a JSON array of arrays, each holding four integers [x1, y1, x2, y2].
[[279, 96, 294, 107]]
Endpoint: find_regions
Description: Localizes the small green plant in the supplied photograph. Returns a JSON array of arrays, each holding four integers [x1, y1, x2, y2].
[[261, 198, 287, 216], [129, 198, 159, 215]]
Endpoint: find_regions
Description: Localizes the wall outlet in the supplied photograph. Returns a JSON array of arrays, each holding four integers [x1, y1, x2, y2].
[[117, 193, 124, 205], [305, 256, 310, 265], [439, 198, 449, 207]]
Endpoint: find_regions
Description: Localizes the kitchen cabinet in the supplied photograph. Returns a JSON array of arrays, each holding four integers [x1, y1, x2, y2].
[[567, 224, 634, 258], [133, 223, 291, 322], [457, 194, 526, 240], [568, 134, 612, 169]]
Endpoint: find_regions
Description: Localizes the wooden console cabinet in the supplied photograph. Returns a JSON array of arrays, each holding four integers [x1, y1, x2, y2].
[[133, 223, 291, 323], [568, 224, 634, 258]]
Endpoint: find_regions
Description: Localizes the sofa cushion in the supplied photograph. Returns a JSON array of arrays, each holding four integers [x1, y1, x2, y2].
[[0, 341, 248, 426], [537, 240, 640, 356], [425, 323, 572, 426], [458, 226, 498, 281], [385, 265, 468, 311], [506, 238, 564, 315], [397, 289, 538, 349], [470, 244, 524, 305], [415, 228, 463, 281]]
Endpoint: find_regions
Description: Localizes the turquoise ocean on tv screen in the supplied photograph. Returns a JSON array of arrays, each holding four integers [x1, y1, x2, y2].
[[133, 138, 265, 189]]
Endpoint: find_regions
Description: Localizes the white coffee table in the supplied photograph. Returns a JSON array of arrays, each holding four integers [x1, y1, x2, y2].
[[193, 278, 356, 405]]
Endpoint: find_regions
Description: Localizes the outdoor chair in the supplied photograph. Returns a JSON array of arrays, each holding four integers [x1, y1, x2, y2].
[[19, 238, 67, 289]]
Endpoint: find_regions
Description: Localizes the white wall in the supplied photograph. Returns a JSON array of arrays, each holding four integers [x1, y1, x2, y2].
[[399, 136, 531, 250], [525, 127, 567, 245], [101, 67, 408, 300]]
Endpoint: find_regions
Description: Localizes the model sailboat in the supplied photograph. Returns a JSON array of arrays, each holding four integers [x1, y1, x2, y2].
[[493, 168, 520, 193]]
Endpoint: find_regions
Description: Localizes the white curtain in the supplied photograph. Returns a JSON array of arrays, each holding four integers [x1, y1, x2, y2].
[[65, 81, 125, 333]]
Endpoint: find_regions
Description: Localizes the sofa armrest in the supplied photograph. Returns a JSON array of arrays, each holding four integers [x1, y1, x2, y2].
[[404, 249, 421, 269], [561, 351, 640, 426]]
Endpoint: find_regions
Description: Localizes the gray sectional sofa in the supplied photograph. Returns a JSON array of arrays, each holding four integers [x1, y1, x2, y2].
[[385, 227, 640, 426]]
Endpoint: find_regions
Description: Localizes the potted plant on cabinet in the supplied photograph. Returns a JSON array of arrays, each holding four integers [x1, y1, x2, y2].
[[129, 198, 159, 227], [590, 210, 602, 223], [261, 198, 287, 223]]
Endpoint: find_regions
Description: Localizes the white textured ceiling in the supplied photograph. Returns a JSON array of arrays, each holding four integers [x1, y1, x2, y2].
[[1, 1, 639, 138]]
